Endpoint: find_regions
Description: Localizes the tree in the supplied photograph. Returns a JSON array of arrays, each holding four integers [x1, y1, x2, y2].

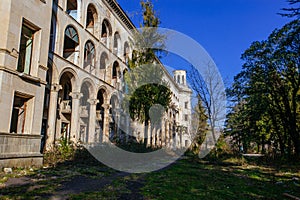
[[280, 0, 300, 18], [227, 20, 300, 158], [190, 97, 208, 154], [188, 63, 226, 145], [124, 0, 171, 146]]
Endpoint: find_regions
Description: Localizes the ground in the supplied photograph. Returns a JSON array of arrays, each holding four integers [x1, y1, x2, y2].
[[0, 150, 299, 200]]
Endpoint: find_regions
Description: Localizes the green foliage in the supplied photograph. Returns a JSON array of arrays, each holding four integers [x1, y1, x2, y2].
[[226, 20, 300, 158], [124, 0, 171, 126], [190, 97, 209, 154], [280, 0, 300, 18], [44, 138, 76, 166]]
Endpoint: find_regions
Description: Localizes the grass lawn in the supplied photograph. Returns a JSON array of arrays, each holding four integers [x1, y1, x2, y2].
[[0, 151, 299, 200]]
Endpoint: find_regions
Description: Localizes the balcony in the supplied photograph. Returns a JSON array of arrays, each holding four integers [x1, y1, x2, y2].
[[80, 106, 89, 118], [60, 100, 71, 113], [96, 110, 102, 121]]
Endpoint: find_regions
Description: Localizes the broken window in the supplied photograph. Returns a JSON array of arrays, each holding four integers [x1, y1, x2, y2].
[[67, 0, 77, 19], [63, 25, 79, 61], [17, 24, 35, 74], [84, 41, 95, 70], [10, 95, 31, 134], [86, 4, 97, 34]]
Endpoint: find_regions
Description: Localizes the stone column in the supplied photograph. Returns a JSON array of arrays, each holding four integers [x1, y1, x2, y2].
[[88, 99, 99, 144], [102, 103, 110, 142], [161, 120, 166, 147], [70, 92, 82, 142], [146, 122, 151, 147], [45, 84, 62, 150]]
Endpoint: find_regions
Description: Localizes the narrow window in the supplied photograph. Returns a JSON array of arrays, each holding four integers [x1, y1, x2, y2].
[[113, 32, 120, 55], [86, 4, 97, 34], [101, 19, 111, 47], [177, 75, 180, 84], [100, 52, 108, 69], [184, 114, 188, 121], [112, 61, 119, 79], [84, 41, 95, 70], [182, 75, 185, 85], [185, 101, 188, 109], [63, 26, 79, 61], [10, 95, 30, 134], [17, 25, 35, 74]]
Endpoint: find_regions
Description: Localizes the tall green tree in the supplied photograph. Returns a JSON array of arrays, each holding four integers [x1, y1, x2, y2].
[[226, 20, 300, 158]]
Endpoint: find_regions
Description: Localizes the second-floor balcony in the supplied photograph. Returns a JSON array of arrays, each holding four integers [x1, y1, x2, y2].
[[61, 100, 72, 114], [80, 106, 89, 118]]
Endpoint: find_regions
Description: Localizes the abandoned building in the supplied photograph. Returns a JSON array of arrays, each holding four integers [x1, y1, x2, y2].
[[0, 0, 192, 167]]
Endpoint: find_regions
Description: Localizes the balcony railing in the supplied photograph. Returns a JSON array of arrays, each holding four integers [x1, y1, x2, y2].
[[60, 100, 71, 113], [96, 110, 102, 121], [80, 106, 89, 118]]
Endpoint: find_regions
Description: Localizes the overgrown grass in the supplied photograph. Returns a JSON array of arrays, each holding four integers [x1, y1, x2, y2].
[[1, 148, 299, 200], [141, 156, 300, 200]]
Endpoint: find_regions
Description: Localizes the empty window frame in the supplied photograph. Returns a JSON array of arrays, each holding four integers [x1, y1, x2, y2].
[[184, 114, 188, 121], [185, 101, 188, 109], [84, 41, 95, 68], [86, 4, 97, 33], [10, 94, 31, 134], [17, 24, 36, 74], [112, 61, 119, 79], [100, 52, 108, 69]]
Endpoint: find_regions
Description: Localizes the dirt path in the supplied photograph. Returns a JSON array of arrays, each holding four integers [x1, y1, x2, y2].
[[2, 164, 146, 199]]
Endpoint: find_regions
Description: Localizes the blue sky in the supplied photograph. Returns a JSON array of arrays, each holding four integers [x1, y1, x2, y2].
[[116, 0, 293, 84]]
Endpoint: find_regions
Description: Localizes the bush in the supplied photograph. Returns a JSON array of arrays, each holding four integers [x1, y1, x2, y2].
[[44, 138, 77, 166]]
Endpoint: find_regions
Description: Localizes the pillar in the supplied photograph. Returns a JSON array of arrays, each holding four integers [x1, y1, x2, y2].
[[88, 99, 98, 144], [102, 103, 110, 142], [45, 84, 62, 150], [70, 92, 82, 142]]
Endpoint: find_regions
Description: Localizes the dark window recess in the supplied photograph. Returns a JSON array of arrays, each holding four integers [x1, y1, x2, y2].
[[10, 95, 29, 133]]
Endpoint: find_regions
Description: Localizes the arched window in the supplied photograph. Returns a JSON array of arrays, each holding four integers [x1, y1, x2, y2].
[[113, 32, 121, 55], [86, 4, 97, 34], [67, 0, 77, 19], [101, 19, 112, 47], [123, 41, 129, 63], [177, 75, 180, 84], [84, 41, 95, 72], [112, 61, 119, 79], [63, 25, 79, 62], [100, 52, 108, 69], [182, 75, 185, 85]]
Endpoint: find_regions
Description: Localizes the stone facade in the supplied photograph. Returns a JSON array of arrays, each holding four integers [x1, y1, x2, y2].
[[0, 0, 192, 168]]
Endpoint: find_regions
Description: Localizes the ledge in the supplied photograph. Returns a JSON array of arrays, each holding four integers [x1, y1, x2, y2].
[[0, 132, 42, 139], [0, 153, 43, 159]]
